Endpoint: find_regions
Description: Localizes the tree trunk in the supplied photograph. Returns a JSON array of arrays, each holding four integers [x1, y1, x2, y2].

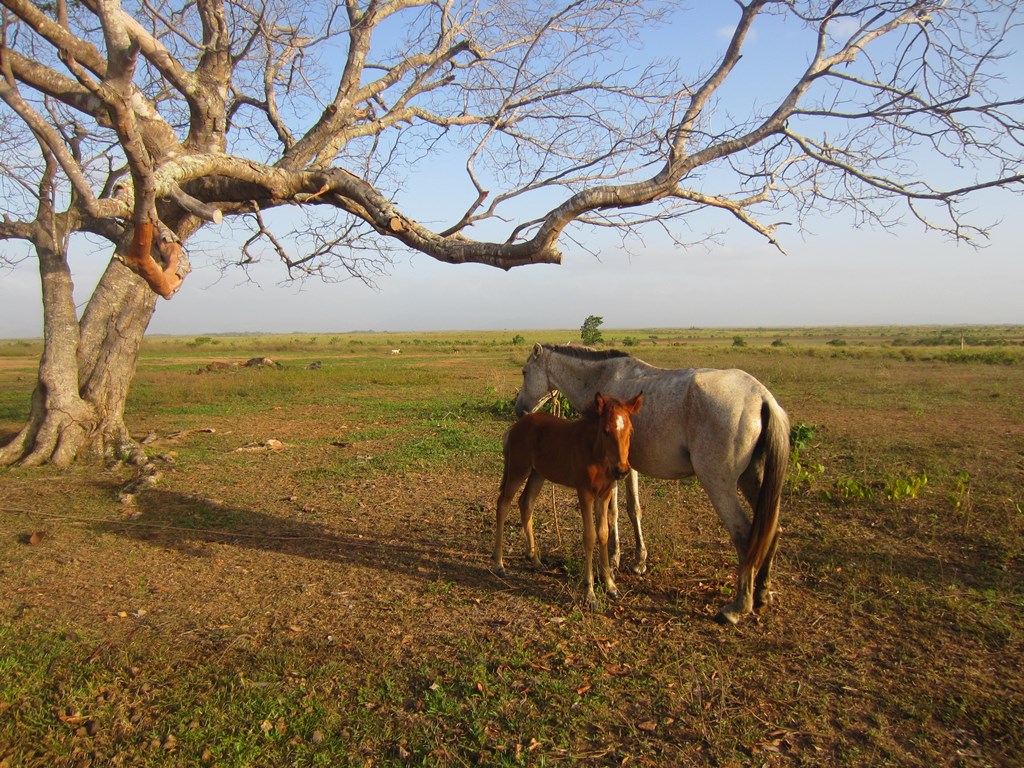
[[0, 252, 155, 468], [79, 258, 158, 464]]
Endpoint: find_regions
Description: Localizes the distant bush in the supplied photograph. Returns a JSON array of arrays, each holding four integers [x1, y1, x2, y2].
[[621, 337, 640, 347], [732, 336, 746, 347]]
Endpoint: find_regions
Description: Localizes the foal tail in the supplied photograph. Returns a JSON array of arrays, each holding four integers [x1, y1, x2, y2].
[[743, 399, 790, 580]]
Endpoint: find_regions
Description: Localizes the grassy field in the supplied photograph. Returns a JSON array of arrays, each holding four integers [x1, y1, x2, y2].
[[1, 327, 1022, 767]]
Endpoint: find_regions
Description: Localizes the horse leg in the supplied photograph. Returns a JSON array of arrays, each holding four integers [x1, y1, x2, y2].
[[596, 493, 618, 599], [739, 462, 778, 612], [624, 469, 647, 574], [577, 492, 598, 608], [699, 479, 755, 624], [608, 484, 622, 570], [518, 470, 546, 570], [493, 461, 531, 576], [754, 531, 780, 612]]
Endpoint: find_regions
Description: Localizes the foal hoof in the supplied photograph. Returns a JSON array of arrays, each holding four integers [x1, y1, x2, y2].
[[491, 564, 507, 578]]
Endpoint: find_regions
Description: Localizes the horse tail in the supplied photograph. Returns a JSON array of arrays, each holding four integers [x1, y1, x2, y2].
[[742, 399, 790, 580]]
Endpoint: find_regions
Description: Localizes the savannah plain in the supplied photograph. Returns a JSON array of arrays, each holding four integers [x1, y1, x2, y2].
[[1, 326, 1022, 767]]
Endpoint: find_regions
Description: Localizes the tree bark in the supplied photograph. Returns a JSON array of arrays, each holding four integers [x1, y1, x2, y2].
[[78, 258, 157, 465], [0, 251, 155, 468]]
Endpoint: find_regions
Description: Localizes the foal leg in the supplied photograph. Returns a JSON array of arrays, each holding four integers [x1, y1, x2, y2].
[[608, 484, 622, 570], [518, 470, 546, 570], [624, 469, 647, 574], [596, 493, 618, 599], [493, 462, 531, 576], [577, 493, 598, 608]]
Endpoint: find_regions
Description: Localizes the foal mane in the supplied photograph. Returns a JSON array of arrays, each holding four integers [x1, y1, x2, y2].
[[542, 344, 630, 361]]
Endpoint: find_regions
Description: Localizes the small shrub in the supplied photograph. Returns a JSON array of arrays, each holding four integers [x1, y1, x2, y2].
[[949, 472, 971, 513], [790, 422, 816, 452], [885, 471, 928, 502], [732, 336, 746, 347], [825, 475, 871, 503]]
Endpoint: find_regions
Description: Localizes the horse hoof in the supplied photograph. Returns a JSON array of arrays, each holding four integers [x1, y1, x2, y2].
[[631, 563, 647, 576], [715, 604, 742, 626], [492, 565, 507, 578]]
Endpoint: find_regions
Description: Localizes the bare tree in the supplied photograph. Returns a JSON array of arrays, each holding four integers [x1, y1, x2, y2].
[[0, 0, 1021, 466]]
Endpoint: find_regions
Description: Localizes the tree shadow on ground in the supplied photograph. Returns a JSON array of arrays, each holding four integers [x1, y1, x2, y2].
[[89, 488, 567, 607]]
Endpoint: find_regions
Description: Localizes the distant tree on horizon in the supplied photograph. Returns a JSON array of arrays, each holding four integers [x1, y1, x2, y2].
[[581, 316, 605, 346]]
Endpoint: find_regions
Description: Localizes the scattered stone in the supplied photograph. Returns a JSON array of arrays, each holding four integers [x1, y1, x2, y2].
[[244, 357, 281, 369]]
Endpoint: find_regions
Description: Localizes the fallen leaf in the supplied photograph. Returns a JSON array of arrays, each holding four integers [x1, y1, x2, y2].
[[637, 720, 657, 733], [25, 530, 46, 545]]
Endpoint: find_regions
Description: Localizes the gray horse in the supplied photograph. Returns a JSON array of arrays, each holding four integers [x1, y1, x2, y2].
[[513, 344, 790, 625]]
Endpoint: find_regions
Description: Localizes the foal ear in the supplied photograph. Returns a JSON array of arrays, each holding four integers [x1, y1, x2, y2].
[[627, 392, 644, 413], [593, 392, 608, 412]]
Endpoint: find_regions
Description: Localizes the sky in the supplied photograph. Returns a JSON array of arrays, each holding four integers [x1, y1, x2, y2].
[[1, 5, 1022, 338]]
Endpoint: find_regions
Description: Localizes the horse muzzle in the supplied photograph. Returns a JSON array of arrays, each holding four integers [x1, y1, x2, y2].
[[612, 465, 631, 481], [514, 390, 556, 419]]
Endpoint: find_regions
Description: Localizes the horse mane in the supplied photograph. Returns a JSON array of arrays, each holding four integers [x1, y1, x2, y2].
[[542, 344, 631, 361]]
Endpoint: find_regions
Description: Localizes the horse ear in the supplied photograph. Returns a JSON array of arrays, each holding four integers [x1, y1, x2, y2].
[[594, 392, 607, 412], [628, 392, 644, 413], [532, 342, 544, 358]]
